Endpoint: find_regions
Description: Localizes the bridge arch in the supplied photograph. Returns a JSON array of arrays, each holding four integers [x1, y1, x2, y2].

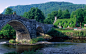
[[1, 20, 31, 42], [36, 26, 44, 36]]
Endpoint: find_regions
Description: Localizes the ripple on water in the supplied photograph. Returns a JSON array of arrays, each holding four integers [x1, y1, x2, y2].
[[0, 39, 16, 54]]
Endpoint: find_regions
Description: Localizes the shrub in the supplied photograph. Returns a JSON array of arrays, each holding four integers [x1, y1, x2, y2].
[[13, 36, 16, 39], [29, 39, 37, 44], [72, 30, 86, 37], [9, 39, 16, 43], [37, 38, 45, 41], [29, 38, 45, 44]]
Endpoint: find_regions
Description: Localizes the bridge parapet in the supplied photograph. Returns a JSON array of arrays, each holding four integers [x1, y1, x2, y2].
[[0, 14, 3, 20]]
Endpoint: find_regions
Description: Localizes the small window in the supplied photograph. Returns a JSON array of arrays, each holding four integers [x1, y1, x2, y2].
[[70, 23, 71, 25], [67, 26, 69, 28], [59, 23, 60, 25]]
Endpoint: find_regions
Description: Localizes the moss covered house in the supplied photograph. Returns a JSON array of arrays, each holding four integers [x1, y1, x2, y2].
[[53, 16, 77, 28]]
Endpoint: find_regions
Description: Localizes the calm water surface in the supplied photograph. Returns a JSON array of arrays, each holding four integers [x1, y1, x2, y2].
[[0, 39, 86, 54]]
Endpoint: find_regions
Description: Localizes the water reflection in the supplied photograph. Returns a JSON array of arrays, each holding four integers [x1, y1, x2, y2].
[[0, 38, 86, 53], [3, 43, 74, 53], [16, 44, 44, 53]]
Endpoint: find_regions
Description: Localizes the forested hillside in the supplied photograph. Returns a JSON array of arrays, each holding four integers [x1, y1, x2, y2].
[[2, 2, 86, 17]]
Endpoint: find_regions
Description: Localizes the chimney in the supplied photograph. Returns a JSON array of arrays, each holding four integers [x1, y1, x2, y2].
[[13, 12, 16, 15], [53, 16, 57, 24]]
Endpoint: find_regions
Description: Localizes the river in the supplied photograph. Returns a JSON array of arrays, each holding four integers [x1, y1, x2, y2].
[[0, 39, 86, 54]]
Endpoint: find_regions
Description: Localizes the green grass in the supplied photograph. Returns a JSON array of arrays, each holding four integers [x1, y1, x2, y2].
[[54, 28, 74, 32], [29, 37, 45, 44], [47, 28, 86, 37]]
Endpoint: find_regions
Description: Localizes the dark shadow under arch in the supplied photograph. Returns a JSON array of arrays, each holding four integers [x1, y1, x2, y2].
[[36, 27, 44, 36]]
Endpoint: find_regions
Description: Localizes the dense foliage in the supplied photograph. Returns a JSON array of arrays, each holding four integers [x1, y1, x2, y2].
[[45, 7, 86, 26], [44, 9, 70, 24], [2, 2, 85, 17], [23, 7, 45, 23], [5, 8, 13, 14], [62, 9, 70, 19], [0, 24, 16, 39], [54, 18, 76, 28], [44, 11, 58, 24], [71, 8, 86, 26]]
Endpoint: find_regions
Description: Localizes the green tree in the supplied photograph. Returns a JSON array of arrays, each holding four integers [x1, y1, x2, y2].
[[82, 10, 86, 26], [1, 24, 16, 39], [62, 9, 70, 19], [51, 11, 58, 16], [23, 7, 45, 23], [76, 9, 84, 24], [57, 9, 62, 19], [5, 8, 13, 14], [44, 11, 58, 24], [83, 16, 86, 24], [44, 14, 54, 24], [71, 8, 84, 26], [70, 11, 76, 18]]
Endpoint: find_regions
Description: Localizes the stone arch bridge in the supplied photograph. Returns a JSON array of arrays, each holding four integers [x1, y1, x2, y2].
[[0, 14, 53, 42]]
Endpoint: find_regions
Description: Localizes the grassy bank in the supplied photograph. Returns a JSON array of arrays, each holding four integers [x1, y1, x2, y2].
[[47, 28, 86, 38], [54, 28, 74, 32]]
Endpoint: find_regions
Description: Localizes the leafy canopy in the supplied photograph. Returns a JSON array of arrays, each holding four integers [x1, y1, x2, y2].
[[44, 9, 70, 24], [23, 7, 45, 23], [5, 8, 13, 14], [70, 8, 85, 26]]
